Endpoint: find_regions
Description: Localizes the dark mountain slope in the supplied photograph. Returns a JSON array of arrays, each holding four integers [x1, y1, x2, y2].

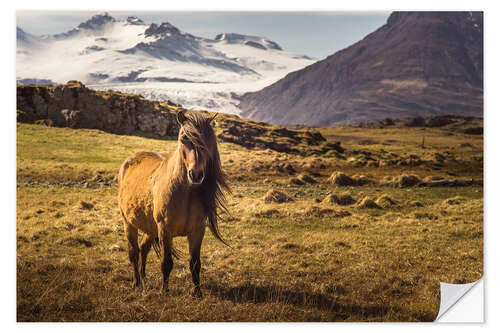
[[239, 12, 483, 126]]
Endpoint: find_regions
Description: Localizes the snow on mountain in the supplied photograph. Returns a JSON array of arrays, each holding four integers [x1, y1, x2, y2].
[[16, 12, 315, 114], [17, 27, 44, 54], [214, 33, 283, 51]]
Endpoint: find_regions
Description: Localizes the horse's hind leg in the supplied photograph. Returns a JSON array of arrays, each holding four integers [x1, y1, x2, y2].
[[139, 234, 154, 282], [124, 222, 141, 288], [188, 227, 205, 298]]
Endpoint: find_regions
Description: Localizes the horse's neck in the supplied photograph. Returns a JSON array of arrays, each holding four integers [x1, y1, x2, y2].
[[151, 147, 189, 221], [162, 147, 187, 188]]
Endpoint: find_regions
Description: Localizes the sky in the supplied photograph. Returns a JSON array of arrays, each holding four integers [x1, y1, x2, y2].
[[16, 11, 390, 59]]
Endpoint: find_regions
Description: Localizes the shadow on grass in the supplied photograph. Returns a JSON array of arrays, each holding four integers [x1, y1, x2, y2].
[[204, 281, 433, 321]]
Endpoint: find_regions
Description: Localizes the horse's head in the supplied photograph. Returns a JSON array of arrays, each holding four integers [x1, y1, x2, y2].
[[176, 110, 217, 185]]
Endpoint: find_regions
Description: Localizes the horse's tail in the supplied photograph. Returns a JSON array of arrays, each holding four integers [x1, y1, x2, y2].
[[152, 238, 161, 258], [151, 237, 181, 259]]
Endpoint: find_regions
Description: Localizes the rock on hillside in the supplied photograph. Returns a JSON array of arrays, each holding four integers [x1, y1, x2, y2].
[[17, 81, 181, 137], [215, 113, 344, 155], [239, 12, 483, 126]]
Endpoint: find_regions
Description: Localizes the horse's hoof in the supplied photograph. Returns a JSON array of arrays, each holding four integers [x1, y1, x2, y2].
[[191, 287, 203, 298]]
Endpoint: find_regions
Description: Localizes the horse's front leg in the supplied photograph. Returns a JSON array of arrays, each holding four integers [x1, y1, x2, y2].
[[188, 226, 205, 298], [159, 224, 174, 294]]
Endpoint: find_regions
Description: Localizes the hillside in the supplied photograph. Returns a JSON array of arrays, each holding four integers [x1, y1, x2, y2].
[[16, 80, 483, 184], [16, 81, 341, 157], [239, 11, 483, 126]]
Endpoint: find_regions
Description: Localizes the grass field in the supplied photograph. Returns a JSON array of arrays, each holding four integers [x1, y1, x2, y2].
[[16, 120, 483, 322]]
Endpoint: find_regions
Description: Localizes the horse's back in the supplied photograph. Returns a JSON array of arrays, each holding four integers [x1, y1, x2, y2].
[[118, 151, 165, 184], [118, 151, 167, 235]]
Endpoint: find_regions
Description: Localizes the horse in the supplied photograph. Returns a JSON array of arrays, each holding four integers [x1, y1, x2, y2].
[[117, 110, 229, 297]]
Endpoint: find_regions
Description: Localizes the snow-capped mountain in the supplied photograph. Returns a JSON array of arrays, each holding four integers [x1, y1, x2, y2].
[[16, 12, 315, 113]]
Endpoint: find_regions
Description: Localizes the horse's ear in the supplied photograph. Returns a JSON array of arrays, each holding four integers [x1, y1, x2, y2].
[[177, 110, 187, 125], [210, 113, 218, 127]]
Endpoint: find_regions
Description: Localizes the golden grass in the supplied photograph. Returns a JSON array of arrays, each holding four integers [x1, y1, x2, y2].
[[16, 122, 483, 322]]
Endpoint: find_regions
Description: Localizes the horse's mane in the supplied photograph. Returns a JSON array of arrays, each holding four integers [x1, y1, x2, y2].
[[182, 112, 231, 245]]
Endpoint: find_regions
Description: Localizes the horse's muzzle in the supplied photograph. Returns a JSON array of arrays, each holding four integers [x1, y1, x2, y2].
[[188, 170, 205, 185]]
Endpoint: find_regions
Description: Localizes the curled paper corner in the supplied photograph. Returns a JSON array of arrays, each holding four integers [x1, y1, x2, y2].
[[435, 278, 483, 322]]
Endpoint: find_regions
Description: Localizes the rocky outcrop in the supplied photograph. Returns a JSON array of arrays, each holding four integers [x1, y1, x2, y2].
[[214, 113, 341, 155], [16, 81, 181, 137]]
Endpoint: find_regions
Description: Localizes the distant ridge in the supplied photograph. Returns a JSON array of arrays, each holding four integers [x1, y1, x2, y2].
[[239, 12, 483, 126]]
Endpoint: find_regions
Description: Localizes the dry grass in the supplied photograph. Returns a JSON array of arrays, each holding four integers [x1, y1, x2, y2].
[[376, 194, 398, 208], [16, 122, 483, 322], [357, 197, 381, 209], [328, 172, 357, 186], [263, 189, 293, 203], [322, 193, 356, 206]]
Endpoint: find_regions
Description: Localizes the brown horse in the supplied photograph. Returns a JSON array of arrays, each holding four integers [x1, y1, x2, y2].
[[117, 110, 229, 297]]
